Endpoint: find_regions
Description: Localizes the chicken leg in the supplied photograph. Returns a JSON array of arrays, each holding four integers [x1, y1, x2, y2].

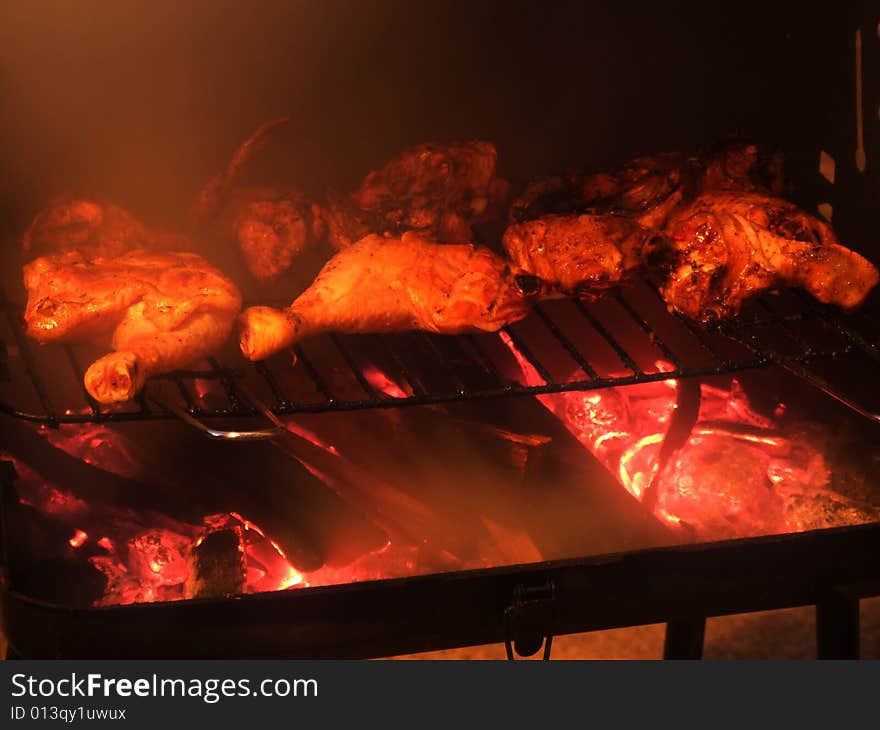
[[239, 232, 539, 361]]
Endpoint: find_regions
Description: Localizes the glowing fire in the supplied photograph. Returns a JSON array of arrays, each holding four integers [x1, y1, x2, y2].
[[363, 365, 410, 398], [68, 529, 88, 549], [3, 392, 461, 607], [500, 332, 879, 541], [10, 348, 875, 608]]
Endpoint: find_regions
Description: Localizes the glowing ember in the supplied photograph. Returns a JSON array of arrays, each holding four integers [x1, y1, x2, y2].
[[68, 529, 88, 549], [362, 366, 410, 398], [203, 512, 304, 592], [500, 332, 880, 541], [37, 423, 143, 481]]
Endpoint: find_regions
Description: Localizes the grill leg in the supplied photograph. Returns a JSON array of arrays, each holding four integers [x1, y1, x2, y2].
[[816, 594, 860, 660], [663, 618, 706, 660]]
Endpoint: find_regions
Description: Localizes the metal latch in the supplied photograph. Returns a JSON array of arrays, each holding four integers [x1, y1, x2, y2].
[[504, 580, 555, 660]]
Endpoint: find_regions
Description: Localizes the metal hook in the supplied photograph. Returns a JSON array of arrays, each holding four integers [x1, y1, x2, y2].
[[149, 383, 285, 441]]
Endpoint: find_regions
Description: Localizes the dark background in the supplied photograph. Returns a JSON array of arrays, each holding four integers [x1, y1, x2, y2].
[[0, 1, 875, 254]]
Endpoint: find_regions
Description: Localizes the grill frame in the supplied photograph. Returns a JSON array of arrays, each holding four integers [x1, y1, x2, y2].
[[3, 279, 878, 429], [2, 465, 878, 660]]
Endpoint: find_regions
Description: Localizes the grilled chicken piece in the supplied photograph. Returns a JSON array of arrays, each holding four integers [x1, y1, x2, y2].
[[189, 116, 291, 225], [509, 140, 784, 228], [24, 250, 242, 403], [699, 139, 787, 196], [510, 152, 687, 229], [504, 141, 793, 300], [214, 187, 325, 282], [502, 213, 658, 297], [647, 192, 879, 321], [239, 231, 539, 361], [22, 198, 186, 259], [323, 140, 502, 250], [190, 117, 326, 283]]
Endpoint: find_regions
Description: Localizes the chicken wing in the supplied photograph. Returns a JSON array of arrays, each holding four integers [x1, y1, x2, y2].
[[239, 232, 539, 361], [502, 213, 658, 297], [646, 191, 879, 321], [24, 250, 242, 403]]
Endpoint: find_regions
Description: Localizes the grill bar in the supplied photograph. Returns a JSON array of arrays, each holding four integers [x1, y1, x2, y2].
[[62, 345, 100, 418], [2, 281, 877, 426], [533, 302, 600, 380], [1, 291, 58, 425], [612, 293, 682, 370], [572, 297, 642, 375]]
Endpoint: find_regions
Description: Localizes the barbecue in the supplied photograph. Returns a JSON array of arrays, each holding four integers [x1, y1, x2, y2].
[[1, 1, 879, 661]]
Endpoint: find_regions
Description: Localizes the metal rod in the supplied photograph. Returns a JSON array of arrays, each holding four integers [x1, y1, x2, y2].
[[293, 345, 336, 404], [533, 302, 599, 379], [416, 332, 469, 395], [1, 289, 58, 425], [207, 356, 245, 412], [461, 334, 509, 386], [328, 333, 382, 401], [174, 376, 199, 413], [148, 395, 284, 441], [62, 345, 101, 418], [2, 280, 879, 427], [253, 360, 292, 410], [613, 292, 682, 370], [375, 334, 426, 397], [682, 317, 735, 370], [0, 359, 776, 424], [572, 297, 642, 375], [500, 325, 553, 384]]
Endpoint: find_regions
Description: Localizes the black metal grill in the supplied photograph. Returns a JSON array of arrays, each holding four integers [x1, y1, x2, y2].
[[2, 278, 879, 428]]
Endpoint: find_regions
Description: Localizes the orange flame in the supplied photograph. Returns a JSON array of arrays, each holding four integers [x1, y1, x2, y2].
[[499, 331, 877, 541]]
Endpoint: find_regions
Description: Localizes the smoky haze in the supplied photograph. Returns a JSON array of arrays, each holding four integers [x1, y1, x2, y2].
[[1, 1, 798, 235]]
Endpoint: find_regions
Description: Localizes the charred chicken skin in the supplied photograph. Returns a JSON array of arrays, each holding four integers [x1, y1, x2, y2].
[[239, 231, 540, 361], [504, 141, 878, 314], [24, 250, 242, 403], [647, 192, 880, 321], [502, 213, 658, 297], [322, 140, 503, 250], [189, 117, 326, 283], [510, 151, 687, 229], [510, 140, 785, 228], [214, 186, 325, 283]]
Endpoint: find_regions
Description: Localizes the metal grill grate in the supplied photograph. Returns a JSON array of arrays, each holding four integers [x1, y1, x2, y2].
[[2, 279, 878, 427]]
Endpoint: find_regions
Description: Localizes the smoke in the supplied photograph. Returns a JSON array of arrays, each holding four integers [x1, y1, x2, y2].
[[0, 1, 796, 235]]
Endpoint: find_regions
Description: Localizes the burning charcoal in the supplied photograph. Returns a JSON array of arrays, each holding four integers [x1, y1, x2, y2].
[[185, 529, 246, 599]]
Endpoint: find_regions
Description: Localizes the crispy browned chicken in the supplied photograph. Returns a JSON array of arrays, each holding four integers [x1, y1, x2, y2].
[[214, 187, 325, 283], [502, 213, 658, 297], [239, 231, 539, 361], [646, 191, 880, 321], [503, 141, 879, 313], [191, 121, 503, 280], [189, 117, 327, 283], [510, 151, 687, 229], [322, 140, 503, 250], [509, 140, 785, 228], [22, 198, 187, 259], [24, 250, 242, 403]]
